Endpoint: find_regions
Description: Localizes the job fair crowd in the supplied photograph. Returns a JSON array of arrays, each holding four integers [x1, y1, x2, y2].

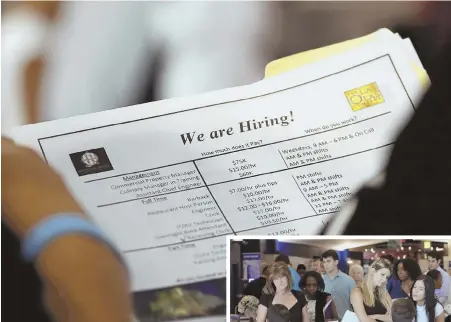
[[237, 251, 451, 322]]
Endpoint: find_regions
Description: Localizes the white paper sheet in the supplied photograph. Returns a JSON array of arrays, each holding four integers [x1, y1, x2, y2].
[[342, 310, 360, 322], [11, 29, 425, 321]]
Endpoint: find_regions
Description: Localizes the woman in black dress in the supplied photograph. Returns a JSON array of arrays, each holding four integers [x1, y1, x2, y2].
[[257, 261, 310, 322], [351, 258, 393, 322]]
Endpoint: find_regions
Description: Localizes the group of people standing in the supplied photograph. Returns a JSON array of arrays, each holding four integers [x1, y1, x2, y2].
[[240, 250, 450, 322], [383, 252, 450, 322]]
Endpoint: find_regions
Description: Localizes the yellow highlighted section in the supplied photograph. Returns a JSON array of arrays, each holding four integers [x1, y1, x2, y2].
[[344, 82, 384, 112]]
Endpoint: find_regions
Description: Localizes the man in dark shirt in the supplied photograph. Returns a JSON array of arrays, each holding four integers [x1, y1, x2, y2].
[[297, 264, 307, 289], [243, 266, 269, 299]]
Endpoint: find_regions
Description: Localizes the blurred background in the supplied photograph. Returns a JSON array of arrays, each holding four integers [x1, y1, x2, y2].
[[2, 1, 451, 134]]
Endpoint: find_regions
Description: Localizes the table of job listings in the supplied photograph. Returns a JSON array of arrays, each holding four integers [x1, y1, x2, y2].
[[92, 118, 388, 243], [40, 109, 395, 258], [31, 53, 417, 290]]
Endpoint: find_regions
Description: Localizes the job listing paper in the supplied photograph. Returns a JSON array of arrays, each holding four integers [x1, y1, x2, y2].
[[12, 37, 424, 307]]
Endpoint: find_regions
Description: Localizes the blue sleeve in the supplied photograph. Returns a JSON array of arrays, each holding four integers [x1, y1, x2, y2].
[[292, 275, 301, 291], [436, 270, 450, 298], [387, 276, 392, 291], [290, 268, 301, 291]]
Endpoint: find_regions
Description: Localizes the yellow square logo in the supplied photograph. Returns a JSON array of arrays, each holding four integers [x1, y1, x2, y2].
[[344, 82, 385, 112]]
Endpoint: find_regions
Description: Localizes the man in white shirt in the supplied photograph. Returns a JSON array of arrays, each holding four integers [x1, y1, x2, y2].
[[427, 251, 450, 306], [2, 1, 279, 132]]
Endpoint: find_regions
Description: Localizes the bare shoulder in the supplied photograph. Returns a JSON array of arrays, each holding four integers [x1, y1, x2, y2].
[[350, 287, 363, 299]]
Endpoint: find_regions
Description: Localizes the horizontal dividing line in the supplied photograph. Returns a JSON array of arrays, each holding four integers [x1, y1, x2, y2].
[[132, 278, 226, 294], [96, 141, 394, 207], [97, 184, 206, 208], [123, 213, 336, 254], [85, 111, 390, 184], [39, 55, 389, 142], [122, 232, 234, 254], [85, 160, 193, 183], [207, 142, 395, 187], [235, 212, 337, 234]]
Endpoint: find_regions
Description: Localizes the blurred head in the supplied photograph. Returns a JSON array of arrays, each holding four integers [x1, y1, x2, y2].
[[395, 259, 422, 282], [427, 252, 442, 271], [312, 256, 322, 272], [300, 271, 325, 296], [261, 266, 269, 279], [349, 265, 364, 283], [411, 275, 435, 304], [321, 250, 339, 274], [266, 262, 293, 294], [391, 298, 416, 322], [426, 269, 443, 289], [380, 254, 395, 268], [368, 259, 392, 288], [276, 254, 291, 267], [297, 264, 306, 277]]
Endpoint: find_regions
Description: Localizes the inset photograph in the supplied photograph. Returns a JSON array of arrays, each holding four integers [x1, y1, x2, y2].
[[133, 278, 226, 322], [228, 237, 451, 322]]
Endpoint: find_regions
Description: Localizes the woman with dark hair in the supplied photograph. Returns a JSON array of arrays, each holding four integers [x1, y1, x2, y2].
[[427, 270, 444, 291], [300, 271, 338, 322], [390, 259, 423, 299], [411, 275, 444, 322]]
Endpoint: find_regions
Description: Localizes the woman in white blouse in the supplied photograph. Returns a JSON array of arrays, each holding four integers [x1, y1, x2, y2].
[[411, 275, 445, 322]]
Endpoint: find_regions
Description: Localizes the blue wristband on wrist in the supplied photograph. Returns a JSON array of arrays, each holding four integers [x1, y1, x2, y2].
[[21, 213, 122, 263]]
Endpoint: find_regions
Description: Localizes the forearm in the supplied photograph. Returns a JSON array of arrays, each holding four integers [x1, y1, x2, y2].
[[358, 316, 377, 322], [351, 294, 376, 322], [37, 234, 132, 322], [256, 305, 267, 322], [2, 138, 133, 321], [256, 314, 266, 322], [354, 307, 377, 322], [371, 314, 392, 322], [3, 1, 60, 20], [2, 147, 86, 237], [2, 2, 59, 125]]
